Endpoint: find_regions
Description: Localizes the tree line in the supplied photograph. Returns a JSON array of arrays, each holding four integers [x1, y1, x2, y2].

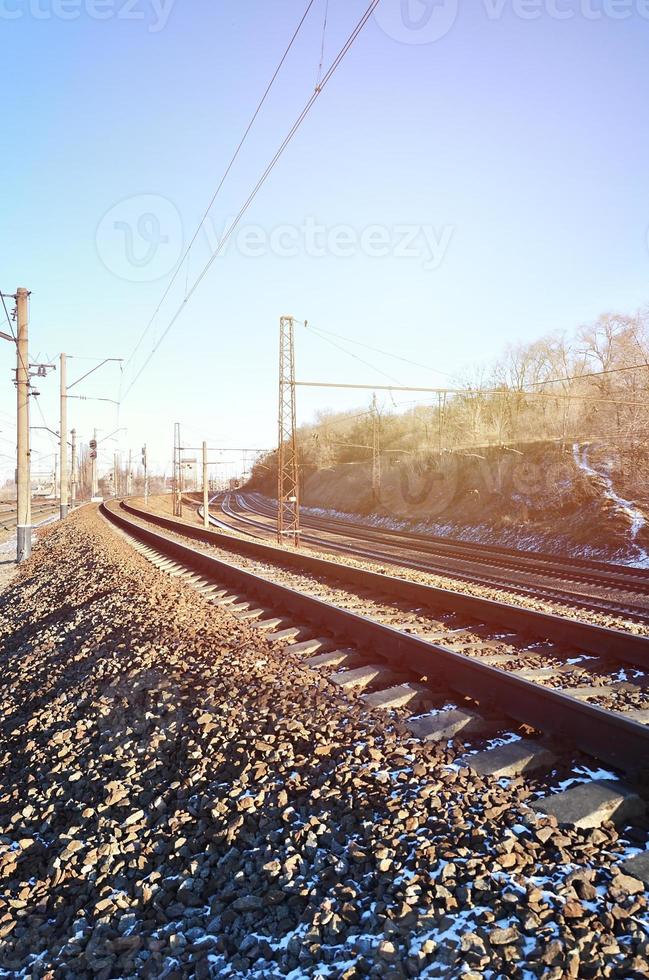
[[249, 309, 649, 491]]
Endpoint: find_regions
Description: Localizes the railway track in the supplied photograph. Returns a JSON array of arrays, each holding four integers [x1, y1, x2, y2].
[[103, 498, 649, 845], [0, 501, 60, 532], [214, 491, 649, 626]]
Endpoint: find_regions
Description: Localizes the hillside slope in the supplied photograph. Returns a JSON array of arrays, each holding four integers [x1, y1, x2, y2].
[[291, 441, 649, 564]]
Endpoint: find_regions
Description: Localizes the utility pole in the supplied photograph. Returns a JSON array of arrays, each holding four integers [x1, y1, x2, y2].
[[173, 422, 182, 516], [277, 315, 300, 546], [114, 451, 119, 498], [59, 352, 68, 518], [90, 429, 98, 498], [142, 444, 148, 505], [53, 453, 58, 500], [127, 449, 132, 495], [16, 287, 31, 562], [372, 392, 381, 505], [70, 428, 77, 507], [203, 440, 209, 529], [63, 355, 122, 505]]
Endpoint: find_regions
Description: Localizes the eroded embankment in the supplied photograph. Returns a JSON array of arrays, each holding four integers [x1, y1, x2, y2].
[[0, 508, 647, 978], [285, 441, 649, 563]]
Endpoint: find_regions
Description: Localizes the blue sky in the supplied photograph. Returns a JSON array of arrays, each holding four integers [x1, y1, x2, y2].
[[1, 0, 648, 482]]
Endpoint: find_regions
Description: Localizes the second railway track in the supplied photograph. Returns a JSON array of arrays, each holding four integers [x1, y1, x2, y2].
[[215, 491, 649, 625]]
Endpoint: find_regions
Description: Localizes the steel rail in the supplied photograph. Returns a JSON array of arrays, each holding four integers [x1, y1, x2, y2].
[[117, 497, 649, 670], [238, 492, 649, 594], [215, 493, 649, 630], [102, 500, 649, 775]]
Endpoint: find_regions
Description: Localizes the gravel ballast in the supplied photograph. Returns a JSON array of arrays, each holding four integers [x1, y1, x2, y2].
[[0, 507, 647, 979]]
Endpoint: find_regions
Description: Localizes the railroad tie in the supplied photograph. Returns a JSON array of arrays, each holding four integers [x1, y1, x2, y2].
[[329, 664, 396, 691], [251, 617, 285, 632], [566, 683, 626, 701], [211, 594, 240, 607], [167, 565, 189, 578], [514, 665, 571, 681], [408, 708, 497, 742], [534, 780, 645, 829], [614, 708, 649, 725], [284, 638, 329, 657], [363, 683, 429, 711], [622, 852, 649, 886], [479, 650, 542, 666], [230, 600, 252, 612], [269, 626, 302, 643], [306, 649, 361, 669], [233, 607, 267, 622], [466, 739, 556, 778], [196, 583, 227, 596], [205, 589, 230, 600]]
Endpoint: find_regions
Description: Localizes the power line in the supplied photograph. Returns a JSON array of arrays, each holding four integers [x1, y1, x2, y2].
[[316, 0, 329, 87], [306, 324, 403, 385], [122, 0, 319, 375], [303, 321, 458, 380], [121, 0, 382, 401], [528, 362, 649, 387]]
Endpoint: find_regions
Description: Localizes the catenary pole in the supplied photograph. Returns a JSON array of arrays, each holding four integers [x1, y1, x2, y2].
[[70, 428, 77, 506], [203, 441, 209, 529], [16, 287, 31, 562], [91, 428, 98, 498], [59, 352, 68, 518]]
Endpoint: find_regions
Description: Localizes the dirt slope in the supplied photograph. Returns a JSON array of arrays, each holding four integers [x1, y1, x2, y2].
[[296, 441, 649, 563]]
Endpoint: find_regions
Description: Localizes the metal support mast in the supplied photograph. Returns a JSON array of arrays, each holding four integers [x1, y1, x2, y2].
[[142, 444, 148, 506], [277, 315, 300, 546], [91, 429, 99, 498], [173, 422, 182, 516], [371, 392, 381, 504], [202, 441, 209, 530], [16, 288, 31, 562], [70, 429, 77, 506], [59, 352, 68, 518]]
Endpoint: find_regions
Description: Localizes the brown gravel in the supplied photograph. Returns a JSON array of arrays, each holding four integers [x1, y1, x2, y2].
[[0, 507, 647, 979]]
